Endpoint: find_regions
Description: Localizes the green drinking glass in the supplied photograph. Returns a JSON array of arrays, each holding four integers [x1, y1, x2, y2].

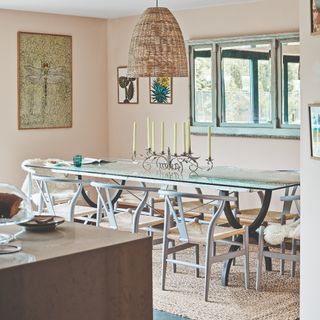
[[73, 155, 82, 167]]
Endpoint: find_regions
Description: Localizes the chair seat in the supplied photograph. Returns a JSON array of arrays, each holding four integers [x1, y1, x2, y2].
[[238, 208, 299, 224], [118, 195, 202, 219], [180, 201, 235, 224], [100, 211, 164, 231], [117, 192, 163, 207], [32, 190, 75, 206], [167, 221, 245, 244], [42, 203, 96, 220]]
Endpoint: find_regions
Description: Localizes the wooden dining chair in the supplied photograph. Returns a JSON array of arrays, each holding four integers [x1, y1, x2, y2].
[[236, 186, 300, 226], [30, 174, 97, 224], [21, 159, 76, 207], [91, 181, 165, 233], [255, 193, 300, 290], [159, 189, 249, 301]]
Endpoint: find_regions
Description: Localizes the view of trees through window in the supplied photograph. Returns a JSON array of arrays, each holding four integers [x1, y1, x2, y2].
[[190, 34, 300, 137], [194, 48, 212, 123], [282, 42, 300, 125], [221, 44, 272, 124]]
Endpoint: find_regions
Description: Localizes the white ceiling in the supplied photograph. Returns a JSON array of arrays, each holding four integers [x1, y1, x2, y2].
[[0, 0, 259, 19]]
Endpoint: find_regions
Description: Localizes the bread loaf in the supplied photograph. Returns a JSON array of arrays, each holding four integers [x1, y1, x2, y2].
[[0, 193, 22, 218]]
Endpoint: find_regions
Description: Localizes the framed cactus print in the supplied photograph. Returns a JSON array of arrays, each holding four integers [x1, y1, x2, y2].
[[149, 77, 173, 104], [117, 66, 139, 104], [18, 32, 72, 129]]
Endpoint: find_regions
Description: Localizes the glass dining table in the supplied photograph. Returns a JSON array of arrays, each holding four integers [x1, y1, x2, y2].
[[25, 158, 300, 286]]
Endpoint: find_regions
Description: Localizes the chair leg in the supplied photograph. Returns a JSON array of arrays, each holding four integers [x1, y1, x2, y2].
[[161, 236, 169, 291], [243, 227, 249, 289], [204, 242, 212, 301], [170, 240, 177, 273], [195, 244, 200, 278], [256, 226, 265, 290], [280, 242, 285, 275], [212, 241, 216, 256], [291, 239, 297, 277], [96, 196, 102, 227]]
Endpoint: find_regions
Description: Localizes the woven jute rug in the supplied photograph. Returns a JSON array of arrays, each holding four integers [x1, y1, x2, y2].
[[152, 245, 299, 320]]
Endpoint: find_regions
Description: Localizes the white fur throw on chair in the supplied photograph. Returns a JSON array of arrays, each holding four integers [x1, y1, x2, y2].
[[263, 219, 300, 246]]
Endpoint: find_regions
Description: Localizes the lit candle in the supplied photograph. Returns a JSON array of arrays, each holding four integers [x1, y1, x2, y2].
[[147, 117, 151, 149], [133, 121, 137, 154], [173, 122, 177, 155], [183, 122, 186, 154], [187, 121, 191, 154], [151, 121, 155, 153], [161, 122, 165, 153], [208, 126, 212, 160]]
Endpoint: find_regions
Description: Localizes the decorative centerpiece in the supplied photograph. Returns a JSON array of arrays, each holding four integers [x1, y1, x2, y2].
[[132, 118, 214, 174]]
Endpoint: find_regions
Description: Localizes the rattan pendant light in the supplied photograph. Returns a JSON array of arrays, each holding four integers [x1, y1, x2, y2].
[[127, 0, 188, 77]]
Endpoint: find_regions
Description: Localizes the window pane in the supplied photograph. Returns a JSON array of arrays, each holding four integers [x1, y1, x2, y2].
[[221, 43, 272, 124], [194, 48, 212, 123], [258, 60, 272, 123], [281, 41, 300, 125], [223, 58, 251, 123]]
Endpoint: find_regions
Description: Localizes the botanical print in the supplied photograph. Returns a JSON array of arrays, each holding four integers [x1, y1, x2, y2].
[[117, 66, 139, 104], [310, 106, 320, 159], [150, 77, 172, 104], [311, 0, 320, 34], [18, 32, 72, 129]]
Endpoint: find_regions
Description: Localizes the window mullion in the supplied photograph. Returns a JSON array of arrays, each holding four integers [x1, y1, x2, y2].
[[212, 43, 218, 127], [250, 59, 259, 124], [272, 38, 280, 129]]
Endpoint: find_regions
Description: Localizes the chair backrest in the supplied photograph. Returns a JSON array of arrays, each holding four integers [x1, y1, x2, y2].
[[280, 185, 300, 216], [158, 190, 237, 243], [91, 181, 159, 232], [31, 174, 90, 220], [21, 159, 75, 200]]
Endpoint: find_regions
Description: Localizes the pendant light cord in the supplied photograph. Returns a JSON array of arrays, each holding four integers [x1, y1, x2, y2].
[[156, 0, 159, 8]]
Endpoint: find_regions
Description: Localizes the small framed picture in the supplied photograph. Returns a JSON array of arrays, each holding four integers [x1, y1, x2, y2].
[[309, 105, 320, 159], [311, 0, 320, 34], [117, 66, 139, 104], [149, 77, 173, 104]]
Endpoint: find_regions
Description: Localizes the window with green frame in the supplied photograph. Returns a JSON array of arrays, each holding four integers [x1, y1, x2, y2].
[[189, 33, 300, 138]]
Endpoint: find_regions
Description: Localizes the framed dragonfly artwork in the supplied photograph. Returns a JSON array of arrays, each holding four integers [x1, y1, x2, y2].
[[18, 32, 72, 129]]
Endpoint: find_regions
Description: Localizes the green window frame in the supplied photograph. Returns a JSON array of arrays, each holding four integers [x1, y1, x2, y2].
[[189, 33, 300, 139], [282, 55, 300, 124]]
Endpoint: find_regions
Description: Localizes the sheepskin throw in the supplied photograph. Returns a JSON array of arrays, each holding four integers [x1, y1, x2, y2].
[[264, 219, 300, 245]]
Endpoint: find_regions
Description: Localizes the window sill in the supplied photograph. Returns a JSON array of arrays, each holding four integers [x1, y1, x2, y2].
[[191, 126, 300, 140]]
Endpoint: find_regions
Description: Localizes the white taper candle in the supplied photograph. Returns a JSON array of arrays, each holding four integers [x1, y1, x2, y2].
[[133, 121, 137, 154], [147, 117, 150, 149], [161, 122, 165, 153], [151, 121, 155, 152], [173, 122, 177, 155], [208, 126, 212, 160]]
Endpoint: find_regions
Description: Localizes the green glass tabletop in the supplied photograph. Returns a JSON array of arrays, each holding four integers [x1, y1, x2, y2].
[[26, 159, 300, 191]]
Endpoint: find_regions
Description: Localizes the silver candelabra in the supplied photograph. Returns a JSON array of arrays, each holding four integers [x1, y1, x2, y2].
[[133, 148, 214, 174]]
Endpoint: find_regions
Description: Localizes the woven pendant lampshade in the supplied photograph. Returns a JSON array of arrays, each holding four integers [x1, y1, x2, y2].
[[127, 4, 188, 77]]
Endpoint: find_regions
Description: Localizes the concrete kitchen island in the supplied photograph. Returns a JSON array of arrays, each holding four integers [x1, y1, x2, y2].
[[0, 222, 152, 320]]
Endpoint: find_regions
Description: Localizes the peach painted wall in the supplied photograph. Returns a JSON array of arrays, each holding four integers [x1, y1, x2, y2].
[[299, 0, 320, 318], [0, 9, 108, 186], [106, 0, 300, 209]]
